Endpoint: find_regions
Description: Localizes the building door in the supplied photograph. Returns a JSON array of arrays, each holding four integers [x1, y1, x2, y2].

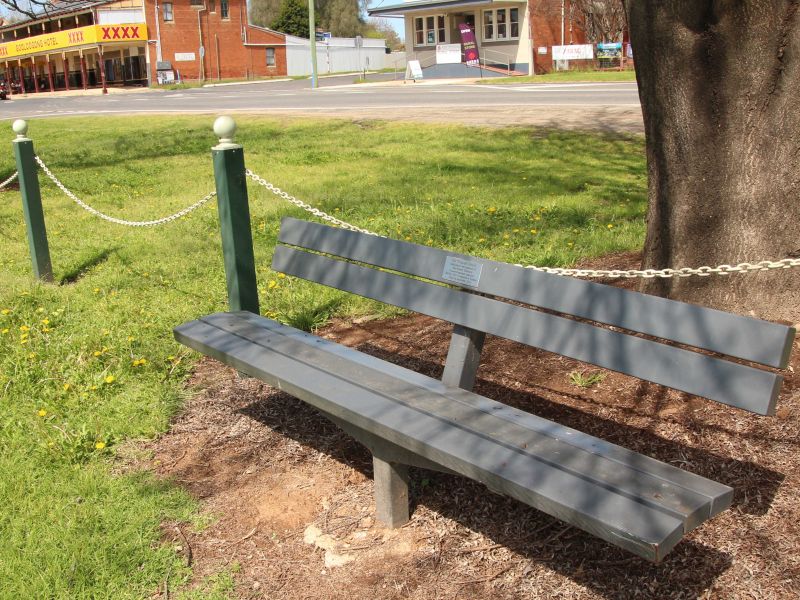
[[450, 13, 476, 46]]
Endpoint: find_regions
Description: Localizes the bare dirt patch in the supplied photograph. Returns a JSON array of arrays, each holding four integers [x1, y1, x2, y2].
[[135, 251, 800, 599]]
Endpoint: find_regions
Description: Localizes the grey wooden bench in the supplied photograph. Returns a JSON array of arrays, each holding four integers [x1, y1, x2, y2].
[[175, 217, 795, 563]]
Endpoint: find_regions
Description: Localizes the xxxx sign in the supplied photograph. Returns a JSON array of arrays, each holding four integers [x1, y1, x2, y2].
[[0, 23, 147, 59], [99, 25, 144, 41]]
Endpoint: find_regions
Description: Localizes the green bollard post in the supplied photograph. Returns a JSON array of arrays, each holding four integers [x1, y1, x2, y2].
[[12, 119, 53, 282], [211, 116, 259, 314]]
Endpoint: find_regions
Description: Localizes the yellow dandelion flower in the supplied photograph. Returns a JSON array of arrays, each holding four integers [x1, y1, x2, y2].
[[267, 280, 278, 290], [19, 325, 29, 332], [1, 328, 8, 334], [42, 328, 51, 333], [37, 409, 47, 417], [36, 308, 44, 313], [63, 383, 71, 391], [277, 273, 286, 279], [93, 288, 100, 294], [478, 238, 486, 243], [127, 336, 136, 342], [405, 236, 412, 241], [607, 224, 614, 229], [28, 352, 35, 359], [167, 355, 176, 361], [90, 385, 98, 391], [104, 375, 116, 384], [503, 234, 510, 240], [487, 207, 497, 213], [1, 309, 10, 315], [530, 229, 538, 235], [95, 441, 106, 450], [93, 351, 102, 357], [41, 319, 49, 325]]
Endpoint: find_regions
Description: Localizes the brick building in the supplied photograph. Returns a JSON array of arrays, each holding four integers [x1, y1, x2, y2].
[[0, 0, 288, 93]]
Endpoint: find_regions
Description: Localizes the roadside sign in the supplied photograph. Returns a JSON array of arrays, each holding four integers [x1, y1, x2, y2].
[[436, 44, 461, 64], [199, 45, 205, 58], [405, 60, 423, 81]]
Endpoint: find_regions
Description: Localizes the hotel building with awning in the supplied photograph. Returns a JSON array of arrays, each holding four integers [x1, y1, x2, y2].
[[0, 0, 289, 93]]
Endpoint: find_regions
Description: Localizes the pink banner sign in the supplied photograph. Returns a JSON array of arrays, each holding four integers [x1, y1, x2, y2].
[[458, 23, 479, 66]]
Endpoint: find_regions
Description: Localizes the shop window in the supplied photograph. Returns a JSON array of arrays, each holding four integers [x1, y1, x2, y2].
[[482, 8, 519, 41], [209, 0, 216, 12], [483, 11, 493, 40], [266, 48, 276, 66], [190, 0, 203, 6], [510, 8, 519, 38], [414, 14, 445, 46], [221, 0, 229, 19], [163, 2, 173, 21]]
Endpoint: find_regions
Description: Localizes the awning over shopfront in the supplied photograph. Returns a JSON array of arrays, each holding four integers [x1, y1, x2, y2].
[[0, 23, 147, 60], [368, 0, 525, 18]]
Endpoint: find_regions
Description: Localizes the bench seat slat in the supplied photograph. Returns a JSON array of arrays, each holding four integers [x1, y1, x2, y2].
[[212, 311, 732, 530], [272, 245, 782, 415], [277, 217, 795, 369], [230, 310, 733, 521], [174, 313, 730, 562]]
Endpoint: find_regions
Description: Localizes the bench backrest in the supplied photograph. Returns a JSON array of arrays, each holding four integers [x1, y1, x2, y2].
[[272, 217, 796, 416]]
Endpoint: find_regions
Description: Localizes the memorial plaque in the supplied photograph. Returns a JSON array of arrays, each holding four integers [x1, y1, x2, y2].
[[442, 256, 483, 288]]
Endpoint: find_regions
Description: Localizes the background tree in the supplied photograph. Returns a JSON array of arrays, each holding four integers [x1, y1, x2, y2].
[[271, 0, 309, 38], [625, 0, 800, 321], [363, 17, 402, 51], [249, 0, 282, 29], [571, 0, 625, 43], [318, 0, 365, 37]]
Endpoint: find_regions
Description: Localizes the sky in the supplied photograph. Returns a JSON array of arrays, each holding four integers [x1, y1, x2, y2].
[[366, 0, 406, 40]]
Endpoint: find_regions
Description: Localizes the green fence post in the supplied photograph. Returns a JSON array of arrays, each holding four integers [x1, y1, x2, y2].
[[12, 119, 53, 283], [212, 116, 259, 314]]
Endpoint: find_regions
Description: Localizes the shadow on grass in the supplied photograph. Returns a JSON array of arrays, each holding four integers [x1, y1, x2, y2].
[[59, 247, 118, 285]]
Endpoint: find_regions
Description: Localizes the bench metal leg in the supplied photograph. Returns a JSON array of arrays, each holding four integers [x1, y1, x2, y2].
[[373, 454, 410, 528]]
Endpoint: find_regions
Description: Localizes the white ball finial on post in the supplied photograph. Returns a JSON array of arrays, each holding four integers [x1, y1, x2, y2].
[[12, 119, 29, 142], [213, 116, 239, 150]]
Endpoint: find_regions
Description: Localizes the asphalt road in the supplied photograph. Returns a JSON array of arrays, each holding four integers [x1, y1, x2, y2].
[[0, 76, 643, 131]]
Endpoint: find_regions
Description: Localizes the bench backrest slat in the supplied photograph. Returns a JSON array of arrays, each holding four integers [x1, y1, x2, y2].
[[278, 217, 795, 369], [272, 245, 782, 415]]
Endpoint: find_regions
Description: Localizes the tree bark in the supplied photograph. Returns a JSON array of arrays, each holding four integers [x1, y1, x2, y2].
[[626, 0, 800, 322]]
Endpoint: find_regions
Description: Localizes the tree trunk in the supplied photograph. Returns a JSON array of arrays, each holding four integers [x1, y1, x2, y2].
[[626, 1, 800, 322]]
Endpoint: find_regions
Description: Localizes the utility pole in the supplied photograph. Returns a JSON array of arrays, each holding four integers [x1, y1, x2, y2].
[[308, 0, 318, 89]]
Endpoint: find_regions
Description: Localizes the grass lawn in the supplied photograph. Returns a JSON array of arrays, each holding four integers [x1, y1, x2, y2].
[[483, 69, 637, 85], [0, 115, 646, 598]]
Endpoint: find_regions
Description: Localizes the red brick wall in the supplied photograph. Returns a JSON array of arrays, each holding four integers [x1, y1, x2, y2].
[[144, 0, 287, 83], [529, 0, 587, 73]]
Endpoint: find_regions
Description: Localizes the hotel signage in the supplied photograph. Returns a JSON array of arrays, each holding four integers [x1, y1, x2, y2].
[[0, 23, 148, 59]]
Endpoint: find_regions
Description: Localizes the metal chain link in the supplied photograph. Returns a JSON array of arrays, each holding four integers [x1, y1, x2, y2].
[[0, 172, 18, 190], [245, 169, 379, 236], [35, 156, 215, 227]]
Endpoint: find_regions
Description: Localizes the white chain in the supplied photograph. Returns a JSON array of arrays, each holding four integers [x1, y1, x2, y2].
[[245, 168, 800, 279], [245, 169, 379, 236], [0, 171, 18, 189], [35, 156, 215, 227], [29, 157, 800, 279], [519, 259, 800, 279]]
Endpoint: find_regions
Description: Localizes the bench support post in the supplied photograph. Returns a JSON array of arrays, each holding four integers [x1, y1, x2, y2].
[[373, 453, 410, 528], [442, 324, 485, 390], [211, 116, 259, 314]]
